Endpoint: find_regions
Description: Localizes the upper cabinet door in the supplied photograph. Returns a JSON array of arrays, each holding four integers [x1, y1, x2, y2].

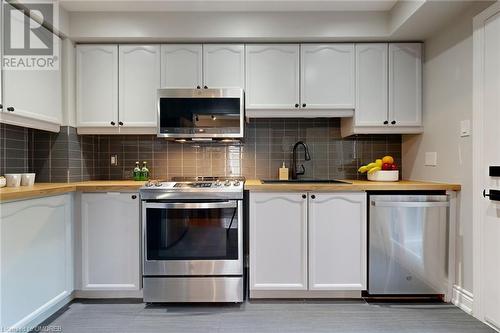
[[300, 44, 355, 109], [76, 45, 118, 127], [161, 44, 202, 88], [249, 192, 308, 291], [308, 192, 367, 291], [355, 44, 389, 126], [245, 44, 300, 110], [203, 44, 245, 89], [119, 45, 160, 128], [389, 43, 422, 127], [2, 19, 62, 127]]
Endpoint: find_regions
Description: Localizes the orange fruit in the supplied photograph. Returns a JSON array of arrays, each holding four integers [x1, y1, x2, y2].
[[382, 156, 394, 164]]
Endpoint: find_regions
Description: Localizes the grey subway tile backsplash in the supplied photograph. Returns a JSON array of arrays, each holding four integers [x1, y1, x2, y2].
[[0, 119, 402, 182]]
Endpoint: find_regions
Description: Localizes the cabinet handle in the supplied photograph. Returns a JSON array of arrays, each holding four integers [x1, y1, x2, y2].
[[196, 86, 201, 89], [110, 121, 116, 126], [302, 103, 306, 108], [295, 104, 299, 108], [131, 195, 137, 200], [6, 106, 14, 112], [311, 194, 316, 199], [119, 121, 123, 126], [383, 120, 389, 125], [0, 104, 3, 109], [204, 85, 208, 89], [302, 194, 307, 199], [391, 120, 396, 125]]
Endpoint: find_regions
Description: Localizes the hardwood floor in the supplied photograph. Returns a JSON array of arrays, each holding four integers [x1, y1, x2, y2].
[[40, 300, 495, 333]]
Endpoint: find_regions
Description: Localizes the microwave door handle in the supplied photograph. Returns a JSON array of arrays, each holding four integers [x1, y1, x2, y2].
[[371, 201, 449, 208], [145, 201, 238, 209]]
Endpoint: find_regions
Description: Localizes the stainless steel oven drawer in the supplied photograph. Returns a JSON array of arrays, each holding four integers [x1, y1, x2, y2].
[[143, 277, 243, 303]]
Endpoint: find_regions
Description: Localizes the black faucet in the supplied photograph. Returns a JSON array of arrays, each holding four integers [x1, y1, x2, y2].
[[291, 141, 311, 179]]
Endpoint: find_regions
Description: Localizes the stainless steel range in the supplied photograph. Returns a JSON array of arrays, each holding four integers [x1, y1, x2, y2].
[[140, 177, 244, 303]]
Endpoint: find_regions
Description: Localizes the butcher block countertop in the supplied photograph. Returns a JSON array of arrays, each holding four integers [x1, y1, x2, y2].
[[244, 179, 461, 192], [0, 181, 146, 202], [0, 179, 461, 203]]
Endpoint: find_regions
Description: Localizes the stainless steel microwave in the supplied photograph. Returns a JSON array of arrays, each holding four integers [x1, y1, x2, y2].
[[157, 88, 244, 140]]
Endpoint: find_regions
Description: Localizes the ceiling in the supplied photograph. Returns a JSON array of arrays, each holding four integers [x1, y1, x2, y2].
[[59, 0, 399, 12]]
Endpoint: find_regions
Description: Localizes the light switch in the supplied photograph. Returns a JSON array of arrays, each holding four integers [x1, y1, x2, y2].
[[460, 120, 471, 137], [425, 152, 437, 166], [110, 154, 118, 166]]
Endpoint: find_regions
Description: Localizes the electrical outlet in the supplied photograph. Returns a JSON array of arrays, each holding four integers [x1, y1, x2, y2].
[[110, 154, 118, 166], [425, 152, 437, 166]]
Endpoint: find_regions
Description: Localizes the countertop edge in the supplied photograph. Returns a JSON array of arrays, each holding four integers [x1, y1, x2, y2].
[[0, 180, 461, 203]]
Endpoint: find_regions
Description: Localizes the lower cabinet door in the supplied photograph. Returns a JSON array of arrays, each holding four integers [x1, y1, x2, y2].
[[308, 192, 367, 290], [0, 194, 73, 330], [249, 192, 308, 290], [80, 192, 140, 291]]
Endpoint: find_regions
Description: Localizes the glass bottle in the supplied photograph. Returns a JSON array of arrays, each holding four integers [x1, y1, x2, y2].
[[141, 161, 150, 181], [133, 161, 141, 181]]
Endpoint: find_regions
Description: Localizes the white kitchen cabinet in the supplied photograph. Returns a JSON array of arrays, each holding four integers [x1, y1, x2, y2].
[[249, 191, 367, 298], [80, 192, 140, 291], [389, 43, 422, 127], [119, 44, 161, 128], [308, 192, 367, 291], [249, 192, 308, 291], [76, 45, 118, 128], [0, 15, 62, 132], [353, 43, 389, 127], [341, 43, 423, 136], [203, 44, 245, 89], [245, 44, 300, 110], [161, 44, 203, 88], [0, 194, 73, 331], [300, 44, 355, 109]]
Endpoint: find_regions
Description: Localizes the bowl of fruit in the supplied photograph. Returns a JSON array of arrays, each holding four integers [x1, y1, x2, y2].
[[358, 156, 399, 182]]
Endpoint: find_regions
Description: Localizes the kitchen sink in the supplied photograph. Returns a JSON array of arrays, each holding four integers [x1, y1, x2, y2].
[[261, 179, 352, 184]]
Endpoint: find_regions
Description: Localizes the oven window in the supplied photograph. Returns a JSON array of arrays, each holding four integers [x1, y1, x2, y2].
[[159, 97, 241, 135], [146, 206, 239, 260]]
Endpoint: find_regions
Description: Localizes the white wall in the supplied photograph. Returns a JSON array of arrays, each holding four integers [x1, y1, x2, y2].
[[402, 3, 489, 293]]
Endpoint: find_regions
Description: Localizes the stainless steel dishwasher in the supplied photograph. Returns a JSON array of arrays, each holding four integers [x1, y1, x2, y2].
[[368, 194, 449, 295]]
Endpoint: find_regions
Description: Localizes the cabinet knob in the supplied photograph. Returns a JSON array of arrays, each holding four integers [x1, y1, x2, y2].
[[110, 121, 116, 126], [119, 121, 123, 126], [204, 85, 208, 89], [311, 194, 316, 199], [302, 103, 306, 108], [391, 120, 396, 125], [383, 120, 389, 125], [295, 104, 299, 108], [302, 194, 307, 199], [131, 195, 137, 200], [6, 106, 14, 112], [196, 86, 201, 89]]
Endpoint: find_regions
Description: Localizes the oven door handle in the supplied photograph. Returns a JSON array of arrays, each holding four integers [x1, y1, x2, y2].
[[144, 201, 238, 209]]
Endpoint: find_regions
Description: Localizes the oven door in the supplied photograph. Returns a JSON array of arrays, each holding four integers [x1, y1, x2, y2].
[[142, 200, 243, 276]]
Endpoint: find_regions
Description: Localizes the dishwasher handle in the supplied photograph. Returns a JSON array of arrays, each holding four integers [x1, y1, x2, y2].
[[371, 201, 449, 208]]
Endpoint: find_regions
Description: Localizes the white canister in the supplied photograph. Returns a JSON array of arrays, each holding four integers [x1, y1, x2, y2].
[[21, 173, 36, 186], [5, 174, 22, 187], [0, 176, 6, 188]]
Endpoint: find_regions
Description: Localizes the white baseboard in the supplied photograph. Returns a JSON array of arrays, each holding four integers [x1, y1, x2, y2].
[[452, 285, 474, 315], [74, 289, 143, 299], [10, 291, 74, 331]]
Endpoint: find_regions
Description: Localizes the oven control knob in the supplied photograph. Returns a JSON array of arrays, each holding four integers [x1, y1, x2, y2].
[[224, 179, 231, 186], [145, 181, 153, 187], [233, 180, 240, 186], [154, 182, 162, 187], [214, 180, 222, 187]]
